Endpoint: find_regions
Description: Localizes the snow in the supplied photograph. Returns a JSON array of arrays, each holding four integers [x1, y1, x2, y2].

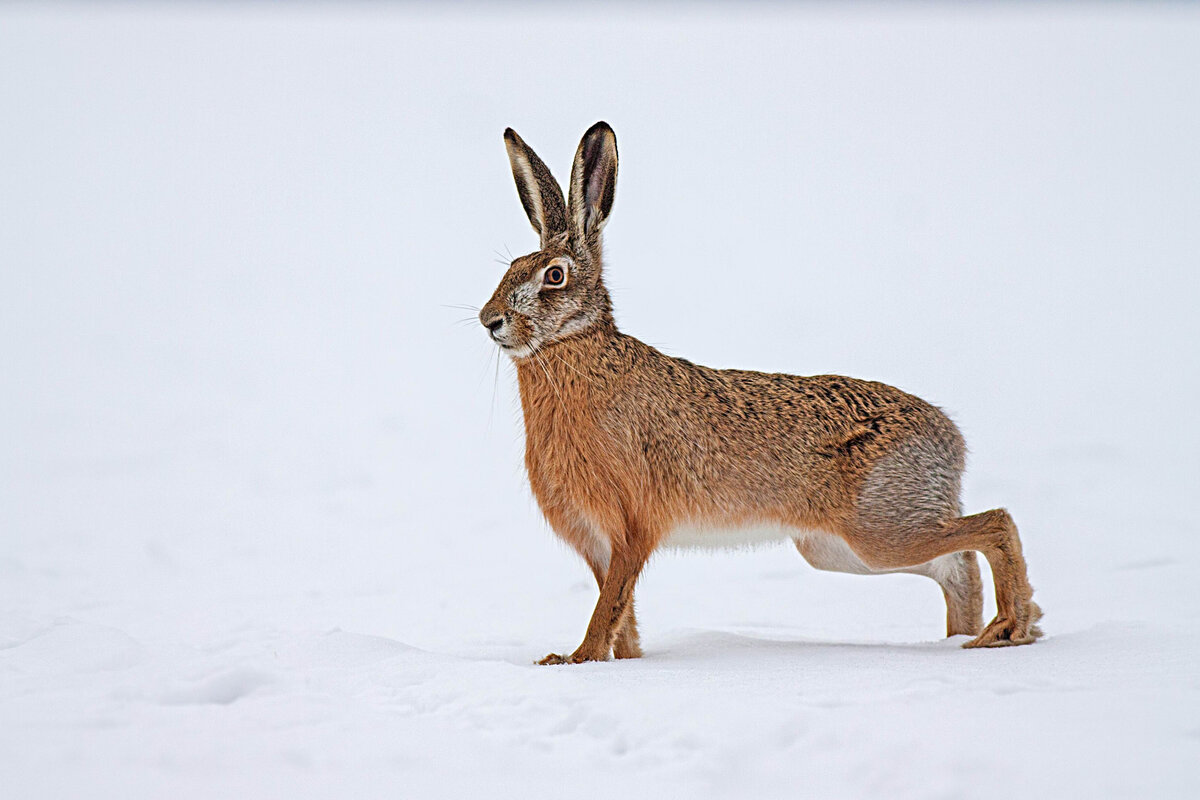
[[2, 3, 1199, 798]]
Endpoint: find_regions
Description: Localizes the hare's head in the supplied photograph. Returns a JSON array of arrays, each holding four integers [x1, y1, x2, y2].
[[480, 122, 618, 359]]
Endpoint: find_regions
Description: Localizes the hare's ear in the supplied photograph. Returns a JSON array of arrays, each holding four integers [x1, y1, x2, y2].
[[568, 121, 618, 244], [504, 128, 567, 249]]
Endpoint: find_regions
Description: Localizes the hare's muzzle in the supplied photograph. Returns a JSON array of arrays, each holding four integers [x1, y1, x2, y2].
[[481, 311, 505, 337]]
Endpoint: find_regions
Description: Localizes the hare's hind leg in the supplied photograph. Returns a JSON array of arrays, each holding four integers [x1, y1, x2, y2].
[[908, 551, 983, 638], [849, 509, 1041, 647], [793, 534, 982, 637]]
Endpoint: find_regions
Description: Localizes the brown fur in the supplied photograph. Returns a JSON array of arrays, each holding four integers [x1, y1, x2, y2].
[[482, 122, 1041, 663]]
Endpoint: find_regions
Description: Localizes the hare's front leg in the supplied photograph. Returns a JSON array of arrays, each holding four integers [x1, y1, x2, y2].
[[585, 558, 642, 659], [539, 545, 649, 665], [536, 510, 642, 662], [612, 605, 642, 659]]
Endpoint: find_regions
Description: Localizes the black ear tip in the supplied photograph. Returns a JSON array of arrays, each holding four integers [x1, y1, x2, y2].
[[503, 127, 520, 143], [585, 121, 614, 138]]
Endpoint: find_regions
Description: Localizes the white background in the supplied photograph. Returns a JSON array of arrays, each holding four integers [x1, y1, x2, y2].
[[2, 3, 1198, 798]]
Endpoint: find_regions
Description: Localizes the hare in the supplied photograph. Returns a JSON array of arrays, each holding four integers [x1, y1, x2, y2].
[[480, 122, 1042, 664]]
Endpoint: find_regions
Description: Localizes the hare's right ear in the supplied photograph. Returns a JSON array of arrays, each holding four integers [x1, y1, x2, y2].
[[504, 128, 568, 249], [567, 121, 618, 245]]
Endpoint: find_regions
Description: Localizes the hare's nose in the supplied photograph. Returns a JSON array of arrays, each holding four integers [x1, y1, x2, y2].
[[482, 314, 505, 334]]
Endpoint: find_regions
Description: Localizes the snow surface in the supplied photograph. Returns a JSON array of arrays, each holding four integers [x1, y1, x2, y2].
[[2, 3, 1199, 798]]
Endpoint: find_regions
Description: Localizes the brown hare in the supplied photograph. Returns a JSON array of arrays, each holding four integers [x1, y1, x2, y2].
[[481, 122, 1042, 664]]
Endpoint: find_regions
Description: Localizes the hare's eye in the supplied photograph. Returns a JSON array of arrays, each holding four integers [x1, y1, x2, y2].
[[543, 266, 567, 287]]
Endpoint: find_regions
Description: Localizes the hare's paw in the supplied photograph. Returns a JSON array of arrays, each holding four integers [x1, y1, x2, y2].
[[963, 617, 1025, 647], [963, 602, 1044, 648], [567, 647, 609, 664], [536, 646, 610, 665]]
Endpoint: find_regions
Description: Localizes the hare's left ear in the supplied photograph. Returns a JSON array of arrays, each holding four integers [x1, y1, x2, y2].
[[504, 128, 568, 249], [568, 121, 618, 244]]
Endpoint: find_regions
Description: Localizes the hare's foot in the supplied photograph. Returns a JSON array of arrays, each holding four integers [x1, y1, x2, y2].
[[963, 601, 1043, 648], [539, 633, 638, 663], [536, 644, 611, 665]]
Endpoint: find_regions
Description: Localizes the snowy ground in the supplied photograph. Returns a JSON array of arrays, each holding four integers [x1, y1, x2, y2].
[[2, 3, 1199, 798]]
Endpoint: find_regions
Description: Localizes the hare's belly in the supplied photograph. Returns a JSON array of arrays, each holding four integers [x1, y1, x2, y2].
[[660, 522, 802, 551], [660, 524, 876, 573]]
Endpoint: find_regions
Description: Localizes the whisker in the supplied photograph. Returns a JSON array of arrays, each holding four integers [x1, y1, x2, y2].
[[551, 352, 590, 383], [533, 351, 566, 414], [487, 344, 501, 432], [475, 339, 500, 390]]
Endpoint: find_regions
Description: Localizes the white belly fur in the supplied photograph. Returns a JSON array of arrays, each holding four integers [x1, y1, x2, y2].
[[660, 522, 878, 572], [657, 522, 956, 584], [661, 521, 806, 552]]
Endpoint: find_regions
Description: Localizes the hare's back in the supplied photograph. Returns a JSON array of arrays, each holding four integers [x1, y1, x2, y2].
[[638, 352, 965, 514], [656, 354, 960, 455]]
